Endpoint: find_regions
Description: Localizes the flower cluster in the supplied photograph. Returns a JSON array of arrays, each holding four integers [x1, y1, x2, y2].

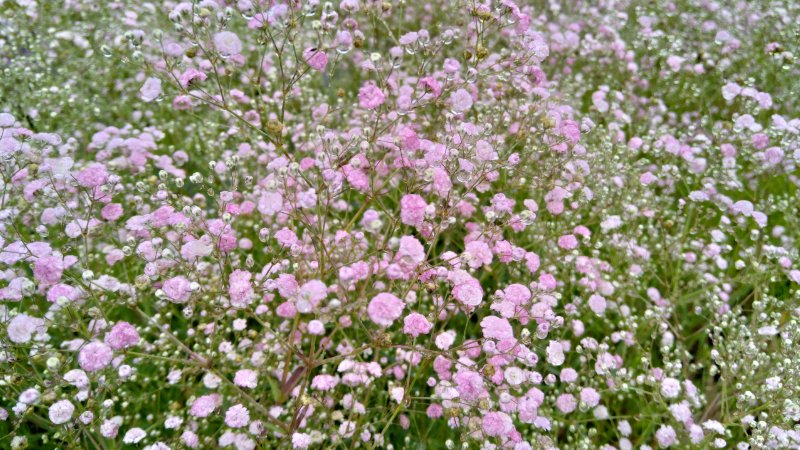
[[2, 0, 800, 449]]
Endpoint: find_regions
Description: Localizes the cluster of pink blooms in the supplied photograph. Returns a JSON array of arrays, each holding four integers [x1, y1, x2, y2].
[[2, 0, 800, 449]]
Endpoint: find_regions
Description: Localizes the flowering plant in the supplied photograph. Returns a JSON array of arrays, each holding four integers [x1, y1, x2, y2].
[[2, 0, 800, 449]]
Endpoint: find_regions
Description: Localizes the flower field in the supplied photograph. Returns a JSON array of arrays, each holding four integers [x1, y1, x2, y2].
[[1, 0, 800, 448]]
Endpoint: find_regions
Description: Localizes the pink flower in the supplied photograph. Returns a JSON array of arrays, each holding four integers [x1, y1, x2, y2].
[[7, 314, 46, 343], [403, 313, 433, 337], [358, 83, 385, 110], [481, 316, 514, 340], [49, 400, 75, 425], [234, 369, 258, 389], [311, 374, 339, 391], [105, 322, 139, 350], [228, 270, 254, 308], [178, 69, 207, 89], [482, 411, 514, 437], [101, 203, 123, 221], [190, 394, 220, 417], [656, 425, 677, 448], [587, 294, 607, 315], [395, 235, 425, 272], [418, 76, 442, 97], [556, 393, 577, 413], [400, 194, 427, 227], [292, 433, 312, 449], [304, 47, 328, 71], [275, 228, 299, 247], [162, 276, 192, 303], [435, 330, 456, 350], [580, 387, 600, 407], [213, 31, 242, 56], [224, 404, 249, 428], [296, 280, 327, 313], [449, 88, 473, 114], [34, 255, 64, 285], [546, 341, 565, 366], [504, 284, 531, 305], [76, 163, 109, 187], [140, 77, 162, 102], [367, 292, 405, 327], [557, 234, 578, 250], [559, 119, 581, 144], [454, 370, 484, 401], [78, 341, 113, 372], [307, 320, 325, 335], [452, 273, 484, 307], [427, 404, 443, 418], [465, 240, 493, 268]]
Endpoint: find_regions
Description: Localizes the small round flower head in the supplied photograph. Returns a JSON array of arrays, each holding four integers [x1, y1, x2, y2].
[[400, 194, 427, 227], [7, 314, 45, 344], [123, 428, 147, 444], [367, 293, 404, 327], [75, 163, 109, 188], [214, 31, 243, 56], [228, 269, 254, 308], [189, 394, 219, 418], [435, 330, 456, 350], [449, 88, 473, 114], [557, 234, 578, 250], [403, 313, 433, 337], [580, 387, 601, 407], [546, 341, 565, 366], [482, 411, 513, 437], [292, 433, 312, 449], [311, 374, 339, 391], [234, 369, 258, 389], [140, 77, 161, 102], [481, 316, 514, 340], [656, 425, 677, 448], [556, 394, 578, 413], [105, 321, 139, 350], [358, 82, 385, 110], [48, 400, 74, 424], [33, 255, 64, 285], [304, 47, 328, 71], [661, 378, 682, 399], [162, 276, 192, 303], [224, 404, 250, 428], [78, 341, 113, 372]]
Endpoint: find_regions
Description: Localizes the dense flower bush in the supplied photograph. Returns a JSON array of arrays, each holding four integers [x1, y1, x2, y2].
[[2, 0, 800, 448]]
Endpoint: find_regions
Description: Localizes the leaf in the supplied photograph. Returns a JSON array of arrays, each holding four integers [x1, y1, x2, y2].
[[268, 377, 281, 404]]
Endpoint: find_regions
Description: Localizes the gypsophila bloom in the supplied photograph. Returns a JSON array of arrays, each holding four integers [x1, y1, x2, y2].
[[449, 88, 473, 114], [140, 77, 161, 102], [656, 425, 677, 448], [162, 276, 192, 303], [3, 1, 800, 448], [303, 47, 328, 71], [213, 31, 242, 56], [292, 432, 312, 449], [123, 428, 147, 444], [7, 314, 45, 344], [403, 313, 433, 337], [48, 400, 74, 425], [358, 82, 385, 110], [234, 369, 258, 389], [367, 293, 404, 327], [189, 394, 219, 418], [224, 404, 249, 428], [78, 341, 113, 372], [105, 321, 139, 350]]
